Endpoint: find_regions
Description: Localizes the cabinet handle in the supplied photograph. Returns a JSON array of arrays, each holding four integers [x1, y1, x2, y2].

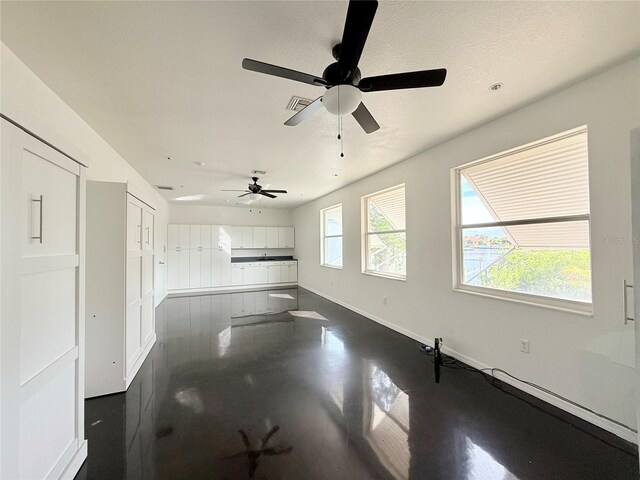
[[624, 280, 635, 324], [31, 195, 43, 243]]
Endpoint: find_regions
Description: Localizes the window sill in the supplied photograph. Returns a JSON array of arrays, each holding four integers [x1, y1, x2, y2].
[[362, 270, 406, 282], [453, 285, 593, 317], [321, 264, 343, 270]]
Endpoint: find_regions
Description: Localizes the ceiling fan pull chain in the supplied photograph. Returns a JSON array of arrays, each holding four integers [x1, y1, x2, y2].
[[340, 116, 344, 158]]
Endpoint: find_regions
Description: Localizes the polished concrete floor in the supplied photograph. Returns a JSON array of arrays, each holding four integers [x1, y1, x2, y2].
[[76, 287, 638, 480]]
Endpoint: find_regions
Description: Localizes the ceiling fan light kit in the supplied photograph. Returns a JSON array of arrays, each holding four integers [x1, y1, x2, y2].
[[241, 0, 447, 135]]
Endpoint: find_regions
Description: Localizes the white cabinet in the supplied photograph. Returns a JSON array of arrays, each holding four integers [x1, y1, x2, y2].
[[168, 224, 189, 250], [267, 227, 279, 248], [242, 226, 253, 248], [1, 119, 87, 480], [268, 263, 281, 284], [285, 227, 295, 248], [278, 227, 287, 248], [253, 226, 266, 248], [288, 262, 298, 282], [230, 225, 242, 249], [231, 264, 243, 286], [85, 182, 156, 399], [254, 264, 268, 284]]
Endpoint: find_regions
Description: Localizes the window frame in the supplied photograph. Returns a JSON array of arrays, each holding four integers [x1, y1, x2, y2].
[[362, 184, 407, 281], [452, 126, 593, 315], [320, 203, 344, 269]]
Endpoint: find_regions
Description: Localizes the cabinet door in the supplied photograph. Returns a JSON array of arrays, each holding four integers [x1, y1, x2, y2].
[[278, 227, 287, 248], [241, 226, 253, 249], [179, 250, 190, 288], [189, 225, 201, 249], [143, 209, 154, 252], [219, 245, 231, 286], [242, 265, 255, 285], [190, 249, 201, 288], [168, 225, 180, 250], [200, 248, 212, 288], [230, 226, 242, 249], [289, 263, 298, 282], [179, 225, 190, 249], [231, 265, 243, 286], [279, 265, 289, 282], [168, 249, 180, 290], [254, 265, 268, 284], [267, 265, 280, 284], [253, 227, 266, 248], [211, 249, 221, 287], [285, 227, 295, 248], [200, 225, 212, 249], [127, 200, 143, 252], [265, 227, 278, 248]]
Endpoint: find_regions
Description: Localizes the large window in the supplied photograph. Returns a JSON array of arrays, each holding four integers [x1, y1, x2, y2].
[[454, 127, 591, 311], [363, 185, 406, 279], [321, 204, 343, 268]]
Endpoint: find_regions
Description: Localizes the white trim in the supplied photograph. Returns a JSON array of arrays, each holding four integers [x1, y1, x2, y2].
[[320, 203, 343, 268], [321, 264, 343, 270], [58, 440, 87, 480], [298, 283, 637, 444], [362, 270, 406, 281]]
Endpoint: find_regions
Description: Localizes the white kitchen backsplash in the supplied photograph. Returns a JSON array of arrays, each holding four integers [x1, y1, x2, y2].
[[231, 248, 295, 258]]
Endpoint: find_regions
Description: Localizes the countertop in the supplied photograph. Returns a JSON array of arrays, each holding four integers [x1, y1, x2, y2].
[[230, 256, 297, 263]]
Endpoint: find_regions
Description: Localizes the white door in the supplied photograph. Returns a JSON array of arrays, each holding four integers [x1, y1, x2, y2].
[[168, 224, 180, 249], [179, 225, 190, 249], [285, 227, 295, 248], [1, 119, 87, 479], [179, 249, 190, 288], [219, 227, 232, 286], [241, 226, 253, 249], [289, 263, 298, 282], [253, 226, 266, 248], [201, 225, 212, 249], [243, 265, 256, 285], [267, 227, 279, 248], [254, 265, 268, 284], [231, 265, 243, 286], [143, 209, 154, 252], [189, 225, 201, 249], [201, 248, 212, 288], [279, 264, 289, 283], [268, 264, 280, 284], [190, 249, 201, 288], [630, 128, 640, 452], [126, 197, 144, 374], [168, 249, 180, 290], [230, 226, 242, 249], [278, 227, 287, 248], [141, 207, 155, 348]]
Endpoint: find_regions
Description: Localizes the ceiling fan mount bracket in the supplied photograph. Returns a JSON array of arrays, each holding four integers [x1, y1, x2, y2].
[[322, 61, 361, 87]]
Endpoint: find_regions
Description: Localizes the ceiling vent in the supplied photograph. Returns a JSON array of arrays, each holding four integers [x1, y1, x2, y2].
[[252, 169, 267, 175], [155, 185, 174, 191], [286, 96, 313, 112]]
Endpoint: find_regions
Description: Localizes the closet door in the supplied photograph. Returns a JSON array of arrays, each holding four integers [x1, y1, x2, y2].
[[168, 249, 180, 290], [219, 226, 232, 286], [126, 196, 144, 375], [189, 249, 201, 288], [0, 119, 86, 480], [141, 207, 155, 347]]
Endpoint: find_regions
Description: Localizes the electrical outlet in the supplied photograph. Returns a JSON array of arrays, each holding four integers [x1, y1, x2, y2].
[[520, 339, 530, 354], [383, 297, 387, 305]]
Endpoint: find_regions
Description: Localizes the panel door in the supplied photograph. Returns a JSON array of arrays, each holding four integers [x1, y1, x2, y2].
[[267, 265, 280, 284], [289, 263, 298, 283], [1, 119, 86, 480], [242, 265, 255, 285], [231, 265, 243, 286], [168, 224, 180, 249], [200, 225, 212, 249], [190, 249, 201, 288], [219, 245, 231, 286], [189, 225, 201, 249], [266, 227, 279, 248], [200, 248, 212, 288], [241, 226, 253, 249], [254, 265, 268, 284], [211, 249, 221, 287], [278, 227, 287, 248], [168, 249, 180, 290], [229, 226, 242, 249], [127, 200, 143, 253], [178, 249, 190, 288], [279, 265, 289, 283], [179, 225, 190, 249], [143, 209, 154, 252], [253, 226, 266, 248], [285, 227, 295, 248]]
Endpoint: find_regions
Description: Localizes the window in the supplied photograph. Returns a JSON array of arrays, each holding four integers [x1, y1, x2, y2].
[[454, 127, 592, 311], [363, 185, 406, 279], [321, 204, 343, 268]]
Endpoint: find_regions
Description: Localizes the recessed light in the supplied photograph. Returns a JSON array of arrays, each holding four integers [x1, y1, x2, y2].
[[194, 161, 205, 166], [164, 156, 172, 160], [489, 83, 503, 91]]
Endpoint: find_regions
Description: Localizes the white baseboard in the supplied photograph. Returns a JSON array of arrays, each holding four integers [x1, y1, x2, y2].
[[168, 282, 298, 296], [298, 283, 638, 444], [59, 440, 87, 480]]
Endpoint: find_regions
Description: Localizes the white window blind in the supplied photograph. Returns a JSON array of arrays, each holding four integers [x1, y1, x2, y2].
[[455, 127, 592, 308], [364, 185, 406, 278], [321, 204, 343, 268]]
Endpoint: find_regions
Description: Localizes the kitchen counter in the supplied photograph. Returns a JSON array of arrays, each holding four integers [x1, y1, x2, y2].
[[231, 256, 296, 263]]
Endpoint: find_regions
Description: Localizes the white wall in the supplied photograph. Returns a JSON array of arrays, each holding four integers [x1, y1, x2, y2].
[[170, 204, 292, 226], [293, 58, 640, 441], [0, 43, 170, 305]]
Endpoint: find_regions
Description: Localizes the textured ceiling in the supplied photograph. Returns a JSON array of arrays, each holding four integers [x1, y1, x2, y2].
[[1, 1, 638, 208]]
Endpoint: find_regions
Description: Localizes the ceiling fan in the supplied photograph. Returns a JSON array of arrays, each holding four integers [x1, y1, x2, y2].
[[222, 177, 288, 199], [242, 0, 447, 134]]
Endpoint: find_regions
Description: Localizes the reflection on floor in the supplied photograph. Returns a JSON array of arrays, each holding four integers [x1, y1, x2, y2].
[[76, 287, 638, 480]]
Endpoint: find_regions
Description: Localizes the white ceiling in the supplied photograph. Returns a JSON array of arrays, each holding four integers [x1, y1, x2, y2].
[[1, 1, 638, 208]]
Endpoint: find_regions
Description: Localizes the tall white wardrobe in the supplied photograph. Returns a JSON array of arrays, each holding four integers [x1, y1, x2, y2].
[[0, 117, 88, 479], [85, 181, 156, 398]]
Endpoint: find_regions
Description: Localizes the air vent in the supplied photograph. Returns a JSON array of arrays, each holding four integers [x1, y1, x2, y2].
[[252, 169, 267, 175], [155, 185, 174, 191], [286, 96, 313, 112]]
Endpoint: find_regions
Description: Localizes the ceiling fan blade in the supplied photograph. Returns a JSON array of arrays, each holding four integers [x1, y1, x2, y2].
[[284, 96, 323, 126], [238, 193, 251, 198], [358, 68, 447, 92], [222, 189, 249, 192], [242, 59, 328, 86], [259, 192, 277, 199], [337, 0, 378, 79], [352, 102, 380, 134], [261, 190, 287, 194]]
